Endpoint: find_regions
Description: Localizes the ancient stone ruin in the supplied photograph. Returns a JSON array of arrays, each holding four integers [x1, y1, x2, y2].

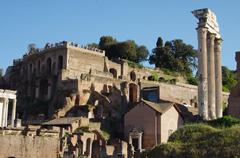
[[228, 51, 240, 118], [192, 8, 223, 120]]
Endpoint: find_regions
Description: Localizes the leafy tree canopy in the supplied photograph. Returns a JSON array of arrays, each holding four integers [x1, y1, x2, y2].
[[222, 66, 237, 92], [96, 36, 149, 63], [0, 69, 2, 77], [149, 37, 197, 76]]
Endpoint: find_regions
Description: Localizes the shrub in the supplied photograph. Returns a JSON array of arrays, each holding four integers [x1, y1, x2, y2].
[[207, 116, 240, 128], [168, 124, 217, 143], [143, 118, 240, 158]]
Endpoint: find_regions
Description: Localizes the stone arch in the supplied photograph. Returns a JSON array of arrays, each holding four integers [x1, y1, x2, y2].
[[58, 55, 63, 71], [109, 68, 117, 78], [130, 71, 136, 81], [46, 57, 52, 74], [129, 83, 138, 103]]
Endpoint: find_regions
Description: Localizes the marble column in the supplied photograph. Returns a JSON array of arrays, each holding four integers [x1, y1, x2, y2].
[[11, 99, 16, 127], [215, 39, 223, 118], [138, 133, 143, 152], [4, 99, 9, 127], [207, 33, 216, 119], [129, 134, 132, 144], [197, 27, 208, 120]]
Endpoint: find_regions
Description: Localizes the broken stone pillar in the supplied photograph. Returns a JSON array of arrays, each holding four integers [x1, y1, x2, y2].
[[215, 39, 223, 118], [197, 27, 208, 120], [207, 33, 216, 119]]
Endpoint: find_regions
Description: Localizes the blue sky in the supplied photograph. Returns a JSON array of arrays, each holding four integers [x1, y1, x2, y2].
[[0, 1, 239, 72]]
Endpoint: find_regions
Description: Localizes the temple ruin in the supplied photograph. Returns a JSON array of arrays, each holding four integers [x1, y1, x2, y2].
[[192, 8, 223, 120], [0, 89, 17, 127]]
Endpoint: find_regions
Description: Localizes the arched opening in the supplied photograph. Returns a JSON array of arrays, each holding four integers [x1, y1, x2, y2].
[[129, 83, 138, 103], [39, 79, 48, 98], [46, 58, 52, 74], [130, 71, 136, 81], [92, 140, 100, 158], [109, 68, 117, 78], [29, 63, 33, 74], [37, 60, 41, 74], [85, 138, 92, 156], [58, 55, 63, 71]]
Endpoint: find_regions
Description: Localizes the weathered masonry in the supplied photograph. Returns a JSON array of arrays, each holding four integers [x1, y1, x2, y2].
[[192, 8, 223, 120], [0, 89, 17, 127]]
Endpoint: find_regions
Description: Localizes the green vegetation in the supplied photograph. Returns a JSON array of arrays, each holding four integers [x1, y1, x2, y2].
[[0, 68, 2, 77], [141, 116, 240, 158], [147, 71, 177, 84], [222, 66, 237, 92], [74, 126, 90, 134], [88, 36, 238, 89], [186, 74, 198, 85], [207, 115, 240, 128], [98, 36, 149, 63], [127, 60, 144, 69], [150, 71, 160, 81], [101, 129, 110, 140], [149, 37, 197, 77]]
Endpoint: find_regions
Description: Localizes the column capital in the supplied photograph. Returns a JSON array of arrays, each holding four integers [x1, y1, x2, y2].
[[215, 38, 223, 45], [197, 27, 208, 35], [215, 38, 222, 52], [208, 33, 216, 41]]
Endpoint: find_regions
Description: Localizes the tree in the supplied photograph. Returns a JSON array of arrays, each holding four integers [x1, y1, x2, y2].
[[149, 37, 197, 76], [222, 66, 237, 92], [87, 43, 99, 48], [99, 36, 117, 52], [0, 69, 2, 77], [28, 43, 39, 54], [98, 36, 149, 63]]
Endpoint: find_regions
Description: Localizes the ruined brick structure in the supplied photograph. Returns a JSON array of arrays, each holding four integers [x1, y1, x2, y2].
[[3, 41, 146, 120], [2, 41, 229, 121]]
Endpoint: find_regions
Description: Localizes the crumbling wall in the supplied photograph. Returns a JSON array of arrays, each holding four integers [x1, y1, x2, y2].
[[158, 82, 229, 105], [0, 135, 59, 158]]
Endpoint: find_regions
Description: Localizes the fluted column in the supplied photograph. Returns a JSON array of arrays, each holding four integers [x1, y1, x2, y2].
[[197, 27, 208, 120], [215, 39, 223, 118], [1, 98, 5, 127], [2, 98, 9, 127], [207, 33, 216, 119]]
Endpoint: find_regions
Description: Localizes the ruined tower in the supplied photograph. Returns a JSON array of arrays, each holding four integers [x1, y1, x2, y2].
[[192, 8, 223, 120]]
